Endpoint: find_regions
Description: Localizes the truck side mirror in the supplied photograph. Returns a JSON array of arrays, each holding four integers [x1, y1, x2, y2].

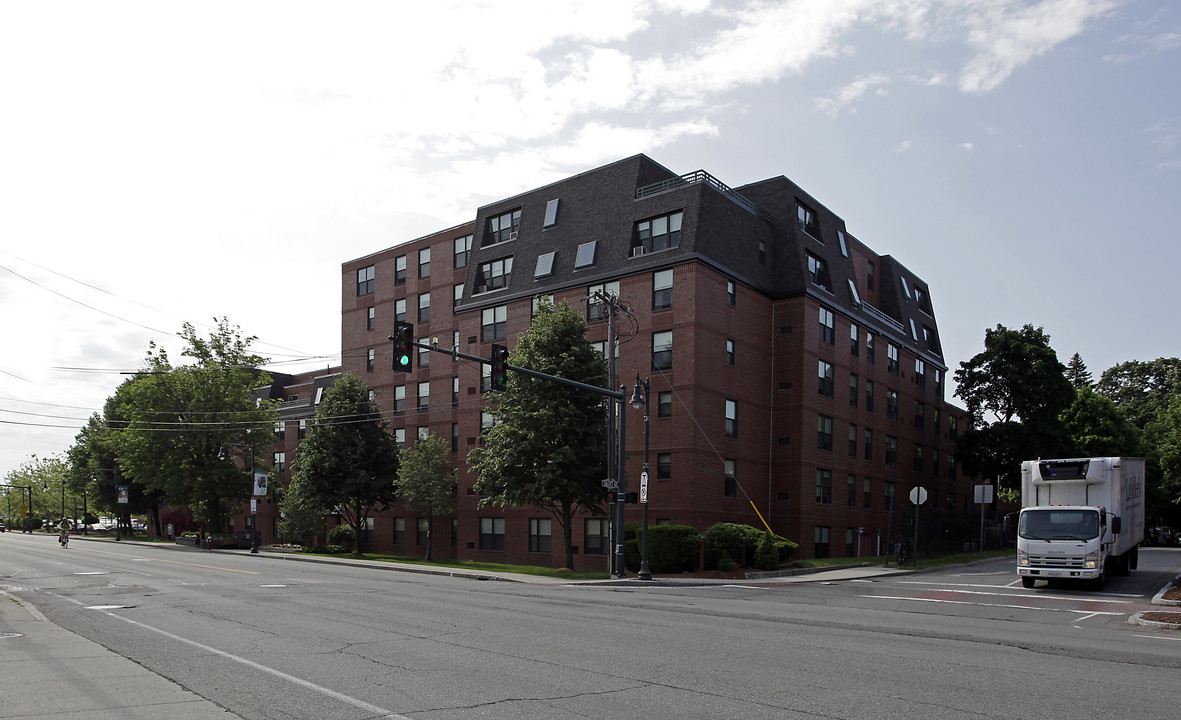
[[1111, 516, 1121, 535]]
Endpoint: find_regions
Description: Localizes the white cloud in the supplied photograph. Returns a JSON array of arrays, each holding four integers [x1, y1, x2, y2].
[[814, 73, 891, 117], [956, 0, 1117, 93]]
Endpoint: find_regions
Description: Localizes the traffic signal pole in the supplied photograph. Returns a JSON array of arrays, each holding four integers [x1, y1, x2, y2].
[[394, 336, 629, 577]]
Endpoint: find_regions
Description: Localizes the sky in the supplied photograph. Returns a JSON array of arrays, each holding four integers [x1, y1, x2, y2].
[[2, 0, 1179, 480]]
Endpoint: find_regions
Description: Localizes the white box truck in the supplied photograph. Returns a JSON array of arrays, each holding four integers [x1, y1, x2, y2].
[[1017, 457, 1145, 590]]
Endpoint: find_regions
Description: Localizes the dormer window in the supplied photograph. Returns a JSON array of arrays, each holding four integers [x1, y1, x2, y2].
[[797, 201, 819, 238], [484, 208, 521, 246]]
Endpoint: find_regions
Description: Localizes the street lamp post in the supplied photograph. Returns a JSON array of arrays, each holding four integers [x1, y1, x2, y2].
[[219, 441, 259, 553], [630, 374, 653, 581]]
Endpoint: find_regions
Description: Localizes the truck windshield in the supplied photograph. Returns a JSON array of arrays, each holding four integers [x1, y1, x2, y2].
[[1019, 509, 1100, 541]]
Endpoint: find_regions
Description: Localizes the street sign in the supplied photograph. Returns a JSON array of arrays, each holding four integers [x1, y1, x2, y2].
[[640, 471, 648, 504], [250, 498, 258, 514], [973, 484, 994, 504], [600, 478, 618, 490], [909, 486, 928, 505], [19, 504, 27, 517]]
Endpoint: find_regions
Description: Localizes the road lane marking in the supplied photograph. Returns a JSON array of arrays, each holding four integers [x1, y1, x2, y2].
[[71, 546, 260, 575], [896, 581, 1140, 600], [861, 594, 1125, 617]]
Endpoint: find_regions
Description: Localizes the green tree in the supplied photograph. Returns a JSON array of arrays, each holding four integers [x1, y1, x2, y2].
[[106, 319, 275, 532], [277, 472, 329, 545], [394, 432, 456, 561], [468, 299, 608, 569], [288, 373, 399, 556], [1060, 386, 1142, 457], [1065, 353, 1093, 389], [953, 324, 1075, 490], [1095, 358, 1181, 430], [1145, 395, 1181, 517]]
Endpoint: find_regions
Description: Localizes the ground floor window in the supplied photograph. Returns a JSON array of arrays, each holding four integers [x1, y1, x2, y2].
[[479, 517, 505, 551], [393, 517, 405, 545], [814, 525, 830, 559], [584, 518, 608, 555], [417, 517, 429, 546], [529, 518, 552, 553]]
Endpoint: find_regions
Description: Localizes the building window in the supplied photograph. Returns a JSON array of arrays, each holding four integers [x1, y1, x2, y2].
[[393, 517, 405, 545], [476, 257, 513, 292], [850, 324, 859, 356], [814, 526, 831, 559], [534, 251, 555, 278], [393, 385, 406, 414], [724, 459, 737, 497], [298, 419, 307, 439], [418, 293, 430, 324], [528, 518, 551, 553], [454, 283, 463, 309], [452, 377, 460, 408], [932, 448, 940, 477], [817, 414, 833, 451], [454, 234, 472, 268], [274, 452, 286, 472], [634, 210, 683, 253], [357, 265, 375, 296], [758, 240, 766, 264], [847, 474, 857, 508], [395, 298, 406, 324], [864, 428, 873, 461], [652, 331, 673, 372], [797, 201, 819, 238], [867, 260, 875, 291], [807, 252, 829, 290], [863, 477, 872, 509], [652, 269, 673, 309], [914, 358, 926, 388], [418, 345, 430, 370], [480, 362, 492, 393], [866, 331, 875, 364], [395, 255, 406, 285], [481, 305, 507, 342], [658, 391, 672, 418], [531, 294, 551, 318], [726, 280, 736, 306], [418, 248, 430, 279], [543, 198, 559, 227], [657, 452, 672, 479], [819, 307, 835, 344], [838, 230, 849, 257], [479, 517, 505, 550], [887, 343, 899, 374], [587, 281, 619, 322], [848, 423, 857, 457], [815, 469, 832, 504], [275, 421, 285, 442], [416, 517, 429, 546], [884, 481, 896, 510], [849, 373, 858, 407], [865, 380, 875, 412], [484, 208, 520, 246], [585, 518, 608, 555], [724, 399, 737, 439], [886, 389, 898, 421], [914, 401, 925, 430], [817, 360, 834, 397], [367, 306, 375, 331], [574, 241, 597, 268], [725, 339, 735, 366], [417, 381, 429, 411], [395, 427, 406, 447], [885, 436, 898, 467], [451, 421, 459, 453], [366, 348, 375, 372], [914, 445, 924, 472]]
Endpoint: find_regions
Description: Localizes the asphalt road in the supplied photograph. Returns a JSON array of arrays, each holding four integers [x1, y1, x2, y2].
[[2, 535, 1178, 720]]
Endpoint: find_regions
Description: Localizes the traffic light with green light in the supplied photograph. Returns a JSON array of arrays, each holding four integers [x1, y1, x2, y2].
[[393, 322, 414, 371]]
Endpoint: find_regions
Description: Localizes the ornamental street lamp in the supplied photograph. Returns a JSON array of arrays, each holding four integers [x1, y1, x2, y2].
[[219, 440, 259, 553], [630, 374, 653, 581]]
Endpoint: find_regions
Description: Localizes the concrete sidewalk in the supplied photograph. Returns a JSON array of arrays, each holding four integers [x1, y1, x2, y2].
[[0, 589, 241, 720]]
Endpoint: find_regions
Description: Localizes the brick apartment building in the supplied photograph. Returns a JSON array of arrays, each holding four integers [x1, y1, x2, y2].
[[240, 154, 975, 567]]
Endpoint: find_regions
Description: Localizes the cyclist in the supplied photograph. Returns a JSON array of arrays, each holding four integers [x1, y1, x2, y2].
[[59, 519, 71, 548]]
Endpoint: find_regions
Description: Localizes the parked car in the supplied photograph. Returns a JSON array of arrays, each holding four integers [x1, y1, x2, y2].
[[1146, 527, 1177, 547], [0, 520, 6, 533]]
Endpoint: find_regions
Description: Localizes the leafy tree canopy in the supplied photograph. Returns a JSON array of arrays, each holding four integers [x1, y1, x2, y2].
[[394, 432, 456, 561], [469, 298, 608, 568], [289, 372, 399, 555], [1095, 358, 1181, 430], [1060, 387, 1142, 458]]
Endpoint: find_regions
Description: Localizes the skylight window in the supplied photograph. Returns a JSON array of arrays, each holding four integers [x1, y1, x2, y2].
[[535, 251, 555, 278], [575, 241, 597, 268]]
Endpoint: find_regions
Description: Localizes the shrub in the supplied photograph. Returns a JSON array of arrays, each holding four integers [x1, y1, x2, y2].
[[703, 522, 798, 569], [716, 552, 733, 572], [625, 524, 700, 573], [327, 525, 355, 552], [752, 531, 780, 571]]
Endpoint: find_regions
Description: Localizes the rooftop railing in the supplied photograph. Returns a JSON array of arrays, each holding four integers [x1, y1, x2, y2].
[[636, 169, 765, 219]]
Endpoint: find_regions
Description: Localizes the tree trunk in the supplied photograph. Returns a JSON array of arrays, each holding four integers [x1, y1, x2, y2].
[[560, 504, 575, 569], [424, 514, 433, 562]]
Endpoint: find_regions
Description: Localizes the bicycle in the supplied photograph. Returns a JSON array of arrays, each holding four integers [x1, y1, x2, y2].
[[59, 525, 70, 548]]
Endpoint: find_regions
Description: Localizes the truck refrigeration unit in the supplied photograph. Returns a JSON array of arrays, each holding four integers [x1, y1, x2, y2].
[[1016, 457, 1145, 590]]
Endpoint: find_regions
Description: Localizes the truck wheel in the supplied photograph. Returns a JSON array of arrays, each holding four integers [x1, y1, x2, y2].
[[1021, 577, 1036, 589], [1091, 572, 1106, 591]]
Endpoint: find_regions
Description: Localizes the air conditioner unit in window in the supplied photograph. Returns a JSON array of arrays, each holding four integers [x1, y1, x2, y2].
[[631, 246, 648, 257], [508, 231, 518, 241]]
